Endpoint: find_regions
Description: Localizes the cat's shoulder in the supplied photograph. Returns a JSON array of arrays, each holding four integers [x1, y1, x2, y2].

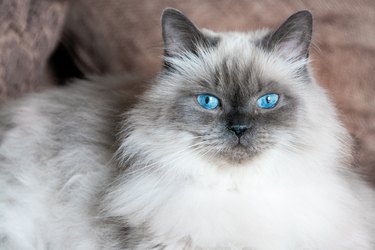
[[1, 74, 147, 119], [0, 74, 148, 146]]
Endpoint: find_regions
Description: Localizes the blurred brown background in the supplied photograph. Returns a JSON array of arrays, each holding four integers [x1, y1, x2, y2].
[[0, 0, 374, 184]]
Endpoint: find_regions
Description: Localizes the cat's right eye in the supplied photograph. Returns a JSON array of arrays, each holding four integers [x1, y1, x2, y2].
[[196, 94, 220, 110]]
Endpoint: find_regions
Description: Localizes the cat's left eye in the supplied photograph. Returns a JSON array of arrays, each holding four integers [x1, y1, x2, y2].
[[257, 93, 279, 109], [196, 94, 220, 110]]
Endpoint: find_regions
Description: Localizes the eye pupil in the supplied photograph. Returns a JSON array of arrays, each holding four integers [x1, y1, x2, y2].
[[266, 96, 271, 103], [196, 94, 220, 110]]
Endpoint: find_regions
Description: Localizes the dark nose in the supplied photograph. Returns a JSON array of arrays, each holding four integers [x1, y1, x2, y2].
[[227, 125, 248, 137]]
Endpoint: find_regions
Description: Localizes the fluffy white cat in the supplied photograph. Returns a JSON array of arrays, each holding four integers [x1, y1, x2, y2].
[[0, 8, 374, 250]]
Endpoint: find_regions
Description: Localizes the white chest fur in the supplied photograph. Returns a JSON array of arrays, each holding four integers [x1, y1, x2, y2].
[[109, 151, 372, 250]]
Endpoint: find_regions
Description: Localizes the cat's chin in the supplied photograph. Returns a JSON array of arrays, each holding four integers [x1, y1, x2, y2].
[[212, 143, 259, 166]]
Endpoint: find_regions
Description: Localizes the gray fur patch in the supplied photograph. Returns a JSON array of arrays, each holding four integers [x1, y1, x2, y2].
[[0, 110, 15, 145]]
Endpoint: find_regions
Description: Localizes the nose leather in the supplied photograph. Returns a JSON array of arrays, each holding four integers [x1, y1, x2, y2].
[[227, 125, 248, 137]]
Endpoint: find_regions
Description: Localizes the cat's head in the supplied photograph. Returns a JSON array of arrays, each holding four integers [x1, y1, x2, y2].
[[123, 9, 337, 167]]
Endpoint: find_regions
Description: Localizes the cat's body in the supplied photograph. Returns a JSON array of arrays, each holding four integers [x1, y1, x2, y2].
[[0, 77, 138, 250], [0, 9, 374, 250]]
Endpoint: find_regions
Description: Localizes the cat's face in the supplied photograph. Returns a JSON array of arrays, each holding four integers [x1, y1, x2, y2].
[[131, 9, 314, 165]]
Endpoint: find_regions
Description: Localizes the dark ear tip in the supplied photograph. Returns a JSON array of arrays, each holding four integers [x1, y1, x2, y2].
[[294, 10, 313, 17], [162, 7, 182, 15], [291, 10, 313, 24], [161, 8, 183, 22]]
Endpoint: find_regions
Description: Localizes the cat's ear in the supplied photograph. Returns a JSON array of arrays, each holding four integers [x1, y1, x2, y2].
[[161, 8, 213, 57], [263, 10, 313, 61]]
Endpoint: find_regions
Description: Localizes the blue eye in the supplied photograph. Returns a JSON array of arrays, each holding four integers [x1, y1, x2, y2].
[[257, 93, 279, 109], [196, 94, 220, 110]]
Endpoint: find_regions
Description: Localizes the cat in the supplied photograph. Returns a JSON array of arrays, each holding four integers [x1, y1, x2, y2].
[[0, 7, 374, 250]]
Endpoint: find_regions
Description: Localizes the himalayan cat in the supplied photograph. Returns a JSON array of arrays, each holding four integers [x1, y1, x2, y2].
[[0, 8, 374, 250]]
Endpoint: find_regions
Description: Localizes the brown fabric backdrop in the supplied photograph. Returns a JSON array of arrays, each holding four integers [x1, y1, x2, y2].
[[0, 0, 374, 184], [0, 0, 68, 102]]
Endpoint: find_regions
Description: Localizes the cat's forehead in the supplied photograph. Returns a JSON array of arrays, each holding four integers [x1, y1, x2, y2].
[[209, 55, 260, 101], [163, 30, 308, 101], [193, 30, 307, 92], [202, 28, 270, 45], [193, 31, 273, 93], [201, 29, 270, 62]]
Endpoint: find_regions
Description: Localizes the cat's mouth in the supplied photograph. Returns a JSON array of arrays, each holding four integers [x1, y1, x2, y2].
[[213, 138, 258, 164], [235, 137, 249, 147], [197, 132, 261, 164], [233, 141, 247, 148]]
